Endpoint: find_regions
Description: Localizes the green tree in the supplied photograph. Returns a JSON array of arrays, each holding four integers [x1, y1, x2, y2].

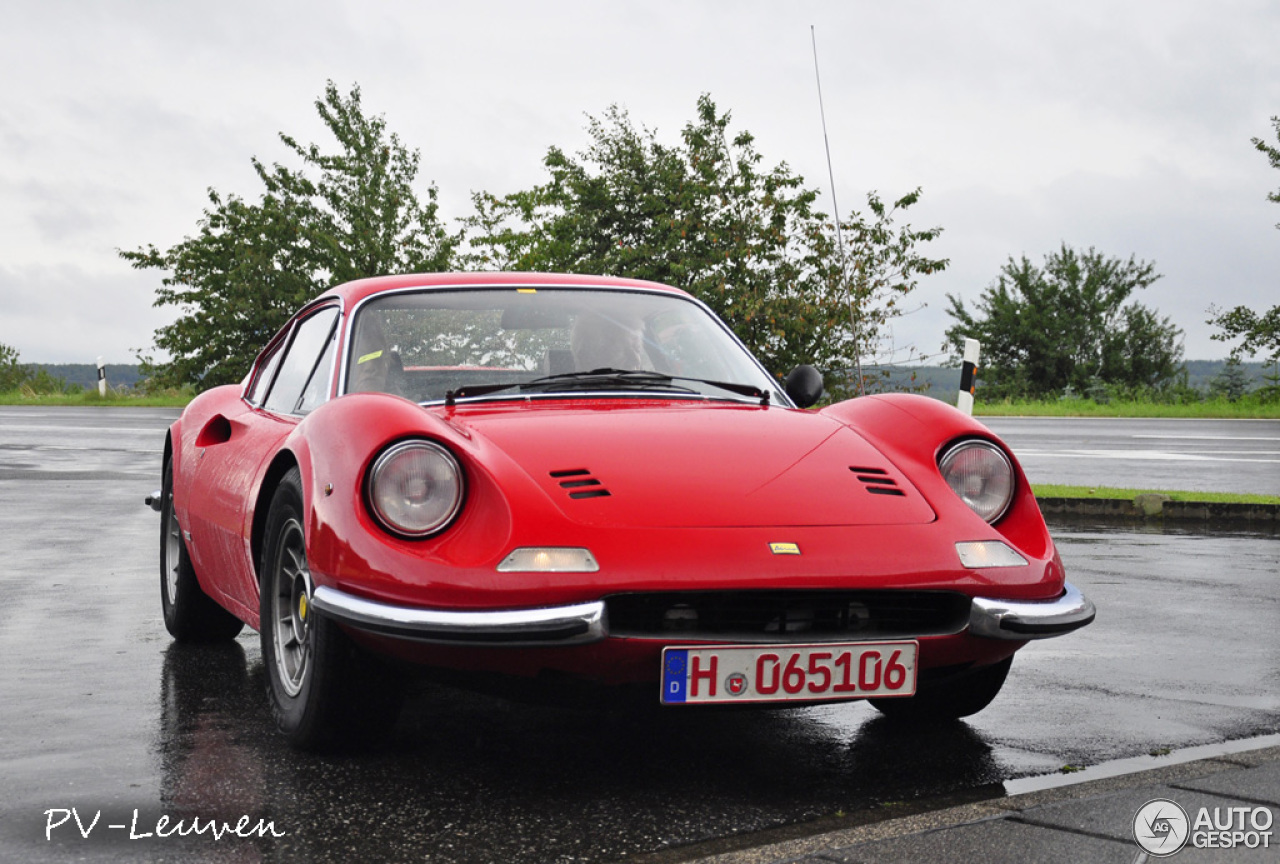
[[1208, 304, 1280, 364], [1206, 117, 1280, 364], [945, 244, 1183, 398], [464, 96, 946, 392], [1209, 357, 1251, 401], [0, 343, 31, 392], [122, 82, 458, 390], [1254, 115, 1280, 219], [0, 344, 68, 395]]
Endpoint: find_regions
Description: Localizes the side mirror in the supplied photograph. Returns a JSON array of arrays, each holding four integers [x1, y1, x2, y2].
[[784, 364, 823, 408]]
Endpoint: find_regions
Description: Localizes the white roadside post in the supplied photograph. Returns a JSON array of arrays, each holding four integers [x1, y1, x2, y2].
[[96, 357, 106, 397], [957, 338, 980, 415]]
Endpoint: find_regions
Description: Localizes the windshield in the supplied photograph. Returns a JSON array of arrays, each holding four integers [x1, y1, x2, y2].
[[343, 287, 785, 405]]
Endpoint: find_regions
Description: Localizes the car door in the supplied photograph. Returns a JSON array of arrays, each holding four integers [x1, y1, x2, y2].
[[185, 305, 341, 623]]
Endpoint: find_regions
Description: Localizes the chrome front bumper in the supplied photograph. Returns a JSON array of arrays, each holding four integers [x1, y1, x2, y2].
[[969, 581, 1095, 640], [312, 581, 1094, 647], [310, 586, 606, 646]]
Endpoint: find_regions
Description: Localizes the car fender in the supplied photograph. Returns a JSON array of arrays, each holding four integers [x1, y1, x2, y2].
[[167, 385, 249, 584], [821, 394, 1058, 579], [279, 393, 547, 599]]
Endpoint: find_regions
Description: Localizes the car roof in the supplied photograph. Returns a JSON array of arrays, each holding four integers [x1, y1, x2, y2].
[[317, 272, 693, 308]]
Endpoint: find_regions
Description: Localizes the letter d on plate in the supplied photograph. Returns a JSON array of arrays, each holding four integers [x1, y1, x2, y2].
[[662, 649, 688, 703]]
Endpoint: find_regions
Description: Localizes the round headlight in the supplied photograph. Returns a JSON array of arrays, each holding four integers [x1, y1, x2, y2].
[[939, 439, 1015, 523], [367, 440, 464, 538]]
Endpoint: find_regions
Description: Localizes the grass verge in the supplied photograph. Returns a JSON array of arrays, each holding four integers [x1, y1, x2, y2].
[[975, 395, 1280, 419], [1032, 484, 1280, 506], [0, 390, 192, 408]]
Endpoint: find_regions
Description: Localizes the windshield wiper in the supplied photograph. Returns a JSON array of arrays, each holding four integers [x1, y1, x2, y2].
[[444, 369, 770, 406], [618, 371, 770, 404], [445, 370, 694, 405]]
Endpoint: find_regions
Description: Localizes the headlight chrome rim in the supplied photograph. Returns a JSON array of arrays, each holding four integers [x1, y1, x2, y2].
[[367, 439, 465, 538], [939, 439, 1015, 524]]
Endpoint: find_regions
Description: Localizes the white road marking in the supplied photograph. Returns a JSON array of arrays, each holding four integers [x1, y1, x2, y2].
[[1016, 448, 1280, 464], [0, 444, 164, 453], [1131, 434, 1280, 442], [0, 425, 164, 434]]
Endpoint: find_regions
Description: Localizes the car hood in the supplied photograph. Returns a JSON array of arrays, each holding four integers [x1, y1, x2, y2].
[[449, 401, 937, 528]]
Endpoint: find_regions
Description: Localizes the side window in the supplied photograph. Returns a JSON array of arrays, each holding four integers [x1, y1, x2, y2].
[[262, 307, 339, 415], [297, 322, 338, 414], [246, 338, 287, 406]]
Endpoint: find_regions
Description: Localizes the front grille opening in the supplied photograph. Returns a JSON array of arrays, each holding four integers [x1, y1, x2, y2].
[[605, 590, 971, 642]]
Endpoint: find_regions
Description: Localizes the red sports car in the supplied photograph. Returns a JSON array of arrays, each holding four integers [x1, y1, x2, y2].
[[151, 272, 1093, 748]]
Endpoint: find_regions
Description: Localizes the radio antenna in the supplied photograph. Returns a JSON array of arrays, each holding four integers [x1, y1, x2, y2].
[[811, 25, 865, 395]]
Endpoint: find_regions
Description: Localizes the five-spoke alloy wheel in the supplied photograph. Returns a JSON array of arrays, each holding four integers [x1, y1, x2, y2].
[[260, 467, 403, 749]]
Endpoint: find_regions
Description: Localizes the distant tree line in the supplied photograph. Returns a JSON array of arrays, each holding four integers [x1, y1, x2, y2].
[[0, 345, 81, 394], [855, 358, 1273, 399]]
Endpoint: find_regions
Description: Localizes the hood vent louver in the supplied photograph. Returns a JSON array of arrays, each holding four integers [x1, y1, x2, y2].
[[550, 468, 611, 500], [849, 466, 906, 497]]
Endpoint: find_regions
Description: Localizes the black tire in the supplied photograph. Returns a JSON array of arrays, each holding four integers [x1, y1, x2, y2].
[[259, 467, 403, 749], [870, 656, 1013, 723], [161, 459, 245, 642]]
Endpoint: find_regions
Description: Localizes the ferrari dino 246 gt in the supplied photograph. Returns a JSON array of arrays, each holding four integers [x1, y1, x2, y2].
[[150, 272, 1094, 747]]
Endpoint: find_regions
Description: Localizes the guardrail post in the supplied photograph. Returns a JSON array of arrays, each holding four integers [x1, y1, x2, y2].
[[957, 338, 980, 415], [97, 357, 106, 397]]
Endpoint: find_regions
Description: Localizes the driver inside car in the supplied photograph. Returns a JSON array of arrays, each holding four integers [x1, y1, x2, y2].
[[569, 311, 649, 372], [348, 313, 401, 396]]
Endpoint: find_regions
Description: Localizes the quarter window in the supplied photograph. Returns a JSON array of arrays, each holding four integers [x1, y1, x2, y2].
[[263, 307, 340, 415], [246, 339, 287, 406]]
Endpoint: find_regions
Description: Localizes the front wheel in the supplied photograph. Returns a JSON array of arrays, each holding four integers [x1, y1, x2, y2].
[[160, 459, 244, 642], [259, 467, 403, 749], [870, 656, 1013, 723]]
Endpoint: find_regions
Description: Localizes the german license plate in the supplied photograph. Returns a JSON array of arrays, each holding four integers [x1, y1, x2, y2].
[[660, 641, 918, 704]]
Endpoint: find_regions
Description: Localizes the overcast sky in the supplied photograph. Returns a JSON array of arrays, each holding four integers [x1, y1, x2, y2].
[[3, 0, 1279, 365]]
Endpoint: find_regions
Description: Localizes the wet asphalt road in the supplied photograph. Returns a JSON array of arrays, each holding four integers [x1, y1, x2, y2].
[[981, 415, 1280, 496], [0, 407, 1277, 863]]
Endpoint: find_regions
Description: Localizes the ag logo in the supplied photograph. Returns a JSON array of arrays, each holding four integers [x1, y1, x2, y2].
[[1133, 798, 1189, 856], [725, 672, 749, 697]]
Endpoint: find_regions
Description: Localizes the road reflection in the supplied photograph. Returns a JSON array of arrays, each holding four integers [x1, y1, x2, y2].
[[155, 641, 1011, 863], [157, 643, 279, 862]]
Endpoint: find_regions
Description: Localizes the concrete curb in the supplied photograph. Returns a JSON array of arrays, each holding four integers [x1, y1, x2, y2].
[[660, 742, 1280, 864], [1036, 496, 1280, 525]]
